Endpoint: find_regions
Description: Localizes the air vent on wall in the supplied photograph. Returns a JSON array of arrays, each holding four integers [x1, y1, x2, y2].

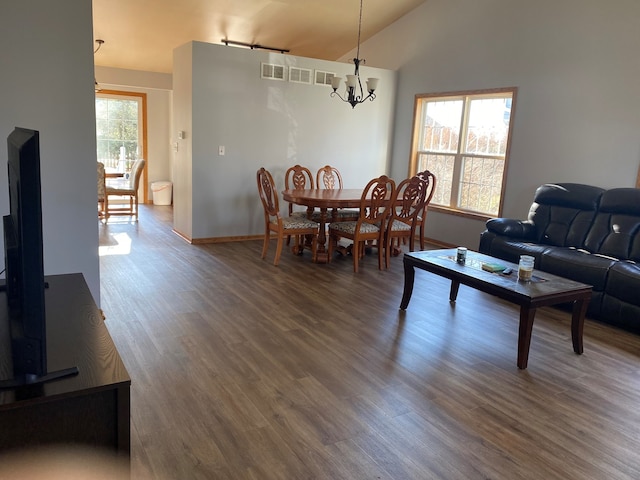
[[315, 70, 337, 86], [289, 67, 312, 84], [261, 63, 285, 81]]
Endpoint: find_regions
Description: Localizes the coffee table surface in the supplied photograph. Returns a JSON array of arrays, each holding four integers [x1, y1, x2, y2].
[[406, 249, 591, 302]]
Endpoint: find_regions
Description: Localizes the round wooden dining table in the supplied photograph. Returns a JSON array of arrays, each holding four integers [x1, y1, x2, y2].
[[282, 188, 364, 263]]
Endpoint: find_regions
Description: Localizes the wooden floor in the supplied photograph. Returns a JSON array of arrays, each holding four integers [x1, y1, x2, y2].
[[99, 206, 640, 480]]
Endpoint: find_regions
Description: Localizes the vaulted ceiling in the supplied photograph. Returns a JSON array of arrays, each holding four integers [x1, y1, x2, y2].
[[92, 0, 425, 74]]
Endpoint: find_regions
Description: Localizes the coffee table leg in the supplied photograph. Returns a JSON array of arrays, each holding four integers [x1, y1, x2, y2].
[[449, 280, 460, 302], [571, 295, 589, 354], [517, 306, 536, 369], [400, 258, 415, 310]]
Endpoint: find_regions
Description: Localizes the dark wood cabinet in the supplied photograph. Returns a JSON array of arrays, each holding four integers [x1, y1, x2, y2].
[[0, 274, 131, 456]]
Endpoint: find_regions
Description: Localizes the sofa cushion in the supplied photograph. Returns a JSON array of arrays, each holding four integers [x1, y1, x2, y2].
[[538, 247, 615, 291], [479, 233, 550, 265], [583, 188, 640, 261], [528, 183, 604, 247], [600, 296, 640, 334], [485, 218, 536, 240], [604, 261, 640, 306]]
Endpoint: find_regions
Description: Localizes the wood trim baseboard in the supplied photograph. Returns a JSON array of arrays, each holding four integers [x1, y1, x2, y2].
[[191, 235, 264, 245], [171, 228, 192, 244], [424, 237, 455, 249], [172, 230, 264, 245], [180, 232, 452, 248]]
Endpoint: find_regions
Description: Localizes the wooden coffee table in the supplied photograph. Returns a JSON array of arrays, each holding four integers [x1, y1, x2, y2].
[[400, 249, 592, 369]]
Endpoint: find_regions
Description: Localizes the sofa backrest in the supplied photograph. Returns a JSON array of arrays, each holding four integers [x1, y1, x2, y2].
[[528, 183, 605, 247], [583, 188, 640, 261]]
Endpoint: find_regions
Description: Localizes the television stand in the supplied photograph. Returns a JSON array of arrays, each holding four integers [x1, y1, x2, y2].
[[0, 279, 49, 292], [0, 273, 131, 456], [0, 365, 79, 390]]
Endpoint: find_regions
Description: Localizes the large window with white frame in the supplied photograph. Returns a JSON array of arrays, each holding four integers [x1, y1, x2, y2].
[[410, 87, 516, 218], [95, 90, 146, 175]]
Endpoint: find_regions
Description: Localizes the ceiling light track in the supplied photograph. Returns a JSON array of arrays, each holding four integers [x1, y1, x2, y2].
[[222, 39, 289, 54]]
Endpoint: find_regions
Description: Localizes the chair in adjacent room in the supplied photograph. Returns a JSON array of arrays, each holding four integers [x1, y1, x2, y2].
[[97, 162, 106, 219], [257, 167, 319, 266], [104, 158, 146, 220], [414, 170, 437, 250], [384, 175, 430, 268], [327, 175, 395, 272], [316, 165, 359, 221]]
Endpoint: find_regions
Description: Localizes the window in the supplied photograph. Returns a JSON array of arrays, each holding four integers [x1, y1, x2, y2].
[[95, 91, 146, 175], [410, 88, 516, 218]]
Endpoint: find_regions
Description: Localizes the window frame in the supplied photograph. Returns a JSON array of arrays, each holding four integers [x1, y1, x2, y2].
[[96, 89, 148, 204], [409, 87, 517, 220]]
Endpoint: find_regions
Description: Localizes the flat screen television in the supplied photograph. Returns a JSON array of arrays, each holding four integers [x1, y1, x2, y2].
[[1, 127, 77, 389]]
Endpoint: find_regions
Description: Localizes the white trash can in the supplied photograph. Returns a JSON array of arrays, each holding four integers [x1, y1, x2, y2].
[[151, 181, 172, 205]]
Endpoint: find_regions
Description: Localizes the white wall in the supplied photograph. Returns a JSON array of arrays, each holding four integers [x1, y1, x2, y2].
[[0, 1, 100, 303], [172, 43, 194, 239], [358, 0, 640, 248], [174, 41, 397, 241], [94, 66, 174, 200]]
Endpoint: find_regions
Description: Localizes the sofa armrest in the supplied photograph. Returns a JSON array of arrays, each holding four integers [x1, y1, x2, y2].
[[486, 218, 536, 240]]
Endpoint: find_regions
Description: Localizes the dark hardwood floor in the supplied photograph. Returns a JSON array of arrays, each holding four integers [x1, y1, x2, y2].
[[99, 205, 640, 479]]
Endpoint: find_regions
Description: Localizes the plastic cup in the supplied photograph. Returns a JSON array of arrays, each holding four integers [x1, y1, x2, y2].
[[518, 255, 535, 281]]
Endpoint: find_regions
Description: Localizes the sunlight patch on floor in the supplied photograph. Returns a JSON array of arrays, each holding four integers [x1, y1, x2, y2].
[[99, 232, 132, 256]]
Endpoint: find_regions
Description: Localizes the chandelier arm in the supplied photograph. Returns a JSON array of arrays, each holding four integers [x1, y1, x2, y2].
[[330, 91, 349, 103]]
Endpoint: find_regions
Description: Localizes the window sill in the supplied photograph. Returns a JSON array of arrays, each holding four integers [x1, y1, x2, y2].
[[429, 205, 494, 222]]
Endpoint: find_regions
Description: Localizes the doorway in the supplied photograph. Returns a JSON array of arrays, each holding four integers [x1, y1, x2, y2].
[[96, 90, 148, 203]]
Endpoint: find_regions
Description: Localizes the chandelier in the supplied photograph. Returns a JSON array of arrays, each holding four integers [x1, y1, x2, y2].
[[330, 0, 378, 109]]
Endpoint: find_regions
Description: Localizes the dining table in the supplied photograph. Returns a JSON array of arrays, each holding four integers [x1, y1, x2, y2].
[[282, 188, 366, 263]]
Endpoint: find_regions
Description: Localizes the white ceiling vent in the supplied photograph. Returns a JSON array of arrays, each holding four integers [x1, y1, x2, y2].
[[315, 70, 336, 86], [261, 63, 286, 81], [289, 67, 312, 84]]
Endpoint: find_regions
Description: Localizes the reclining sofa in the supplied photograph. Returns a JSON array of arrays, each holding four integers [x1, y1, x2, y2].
[[479, 183, 640, 333]]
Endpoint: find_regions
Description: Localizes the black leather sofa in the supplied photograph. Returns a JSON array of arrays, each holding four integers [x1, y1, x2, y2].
[[479, 183, 640, 333]]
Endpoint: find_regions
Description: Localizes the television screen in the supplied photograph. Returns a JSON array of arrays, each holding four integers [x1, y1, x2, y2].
[[1, 128, 78, 390], [3, 127, 47, 378]]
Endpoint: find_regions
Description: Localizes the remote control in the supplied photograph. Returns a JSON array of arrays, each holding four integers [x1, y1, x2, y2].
[[502, 268, 513, 275]]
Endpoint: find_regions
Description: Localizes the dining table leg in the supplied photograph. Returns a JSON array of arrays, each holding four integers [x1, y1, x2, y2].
[[313, 207, 330, 263]]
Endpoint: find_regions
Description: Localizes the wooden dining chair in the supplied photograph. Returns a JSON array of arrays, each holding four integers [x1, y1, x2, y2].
[[284, 164, 314, 217], [284, 164, 315, 246], [257, 167, 319, 266], [97, 162, 106, 219], [316, 165, 344, 189], [327, 175, 395, 272], [316, 165, 359, 221], [104, 158, 146, 220], [384, 175, 430, 268], [414, 170, 437, 250]]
